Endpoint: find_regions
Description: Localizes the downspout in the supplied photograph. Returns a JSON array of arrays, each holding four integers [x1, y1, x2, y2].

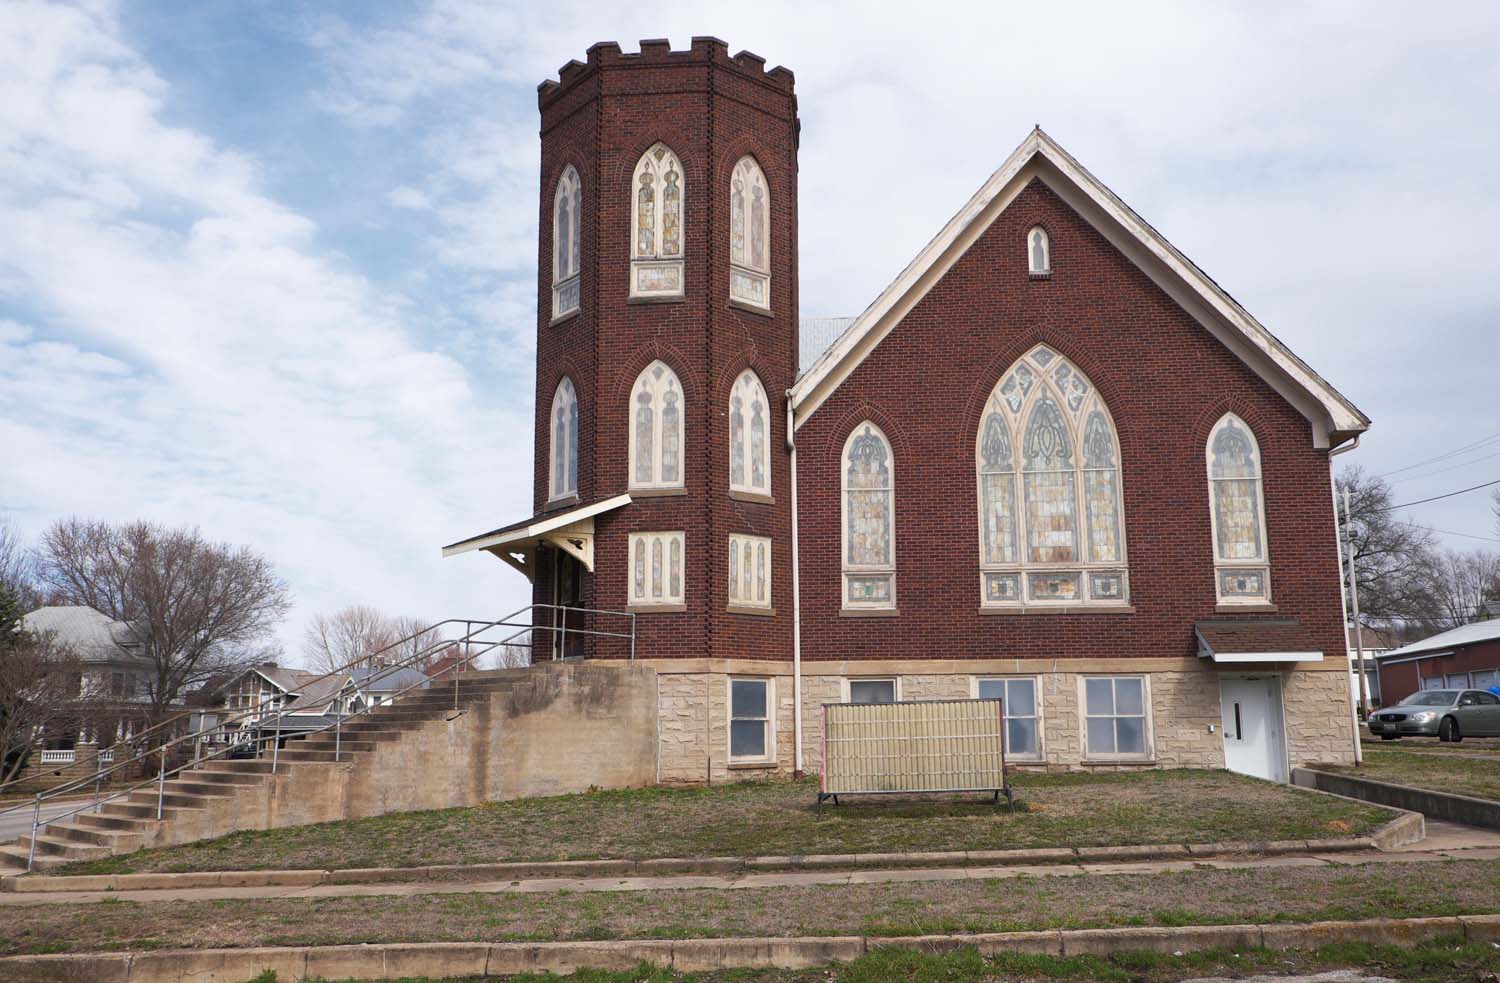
[[787, 392, 804, 776], [1329, 433, 1362, 765]]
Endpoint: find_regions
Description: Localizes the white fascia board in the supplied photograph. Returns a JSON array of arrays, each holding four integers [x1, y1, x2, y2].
[[790, 129, 1368, 447], [441, 494, 632, 558], [1203, 651, 1324, 664]]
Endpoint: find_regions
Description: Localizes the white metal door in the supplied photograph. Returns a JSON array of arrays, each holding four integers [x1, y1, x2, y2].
[[1219, 676, 1287, 783]]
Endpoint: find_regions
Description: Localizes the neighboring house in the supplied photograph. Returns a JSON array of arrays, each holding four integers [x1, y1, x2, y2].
[[1375, 622, 1500, 705], [1347, 625, 1401, 707], [208, 664, 431, 748], [16, 605, 159, 774], [1477, 602, 1500, 622], [442, 40, 1368, 785]]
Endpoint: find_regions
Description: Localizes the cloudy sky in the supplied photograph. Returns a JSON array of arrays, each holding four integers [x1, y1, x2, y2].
[[2, 0, 1497, 660]]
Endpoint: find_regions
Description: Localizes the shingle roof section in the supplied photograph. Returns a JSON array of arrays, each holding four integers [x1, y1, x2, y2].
[[1379, 621, 1500, 661]]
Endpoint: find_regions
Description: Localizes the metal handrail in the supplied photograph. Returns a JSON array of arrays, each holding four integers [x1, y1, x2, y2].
[[0, 705, 203, 798], [9, 604, 636, 870]]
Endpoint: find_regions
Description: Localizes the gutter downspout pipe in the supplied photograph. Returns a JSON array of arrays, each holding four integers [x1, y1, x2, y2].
[[787, 392, 804, 777], [1329, 433, 1362, 766]]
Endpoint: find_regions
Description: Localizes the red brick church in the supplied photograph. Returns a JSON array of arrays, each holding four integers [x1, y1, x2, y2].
[[444, 38, 1368, 783]]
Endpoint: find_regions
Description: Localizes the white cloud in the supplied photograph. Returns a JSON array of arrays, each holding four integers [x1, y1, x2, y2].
[[0, 0, 534, 659]]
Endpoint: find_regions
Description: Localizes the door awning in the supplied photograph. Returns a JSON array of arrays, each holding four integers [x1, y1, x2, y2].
[[440, 494, 631, 581], [1195, 619, 1323, 664]]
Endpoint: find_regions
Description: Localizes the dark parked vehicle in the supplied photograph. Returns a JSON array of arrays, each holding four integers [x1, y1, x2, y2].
[[1368, 689, 1500, 742]]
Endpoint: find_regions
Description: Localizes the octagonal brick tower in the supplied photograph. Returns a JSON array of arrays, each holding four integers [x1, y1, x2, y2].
[[531, 38, 800, 669]]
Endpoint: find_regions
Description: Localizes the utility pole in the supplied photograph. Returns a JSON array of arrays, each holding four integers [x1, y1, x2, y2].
[[1341, 485, 1373, 723]]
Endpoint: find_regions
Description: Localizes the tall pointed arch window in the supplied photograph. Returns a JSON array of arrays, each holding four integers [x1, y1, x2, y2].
[[552, 166, 582, 318], [1207, 414, 1271, 604], [548, 377, 578, 502], [729, 156, 770, 309], [630, 143, 684, 299], [729, 370, 771, 498], [841, 422, 895, 610], [976, 346, 1126, 607], [628, 360, 685, 491]]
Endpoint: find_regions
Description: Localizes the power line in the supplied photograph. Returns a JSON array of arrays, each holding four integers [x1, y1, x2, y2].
[[1411, 523, 1500, 545], [1378, 431, 1500, 479], [1391, 447, 1500, 485], [1374, 477, 1500, 513]]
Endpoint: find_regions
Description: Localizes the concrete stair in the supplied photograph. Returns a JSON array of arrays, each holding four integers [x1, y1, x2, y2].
[[0, 672, 520, 875]]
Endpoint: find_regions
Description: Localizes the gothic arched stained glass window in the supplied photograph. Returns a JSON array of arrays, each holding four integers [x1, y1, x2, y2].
[[841, 422, 895, 609], [976, 347, 1127, 607], [729, 156, 770, 309], [729, 370, 771, 497], [628, 360, 685, 491], [548, 376, 578, 502], [552, 166, 582, 318], [630, 143, 685, 299], [1207, 413, 1271, 603]]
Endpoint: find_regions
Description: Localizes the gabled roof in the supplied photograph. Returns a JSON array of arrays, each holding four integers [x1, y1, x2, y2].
[[442, 494, 631, 558], [20, 605, 141, 663], [1378, 621, 1500, 661], [789, 128, 1369, 449]]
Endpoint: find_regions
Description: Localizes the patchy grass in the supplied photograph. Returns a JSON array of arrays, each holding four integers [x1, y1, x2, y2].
[[1331, 748, 1500, 800], [238, 938, 1500, 982], [56, 771, 1392, 876], [12, 856, 1500, 956]]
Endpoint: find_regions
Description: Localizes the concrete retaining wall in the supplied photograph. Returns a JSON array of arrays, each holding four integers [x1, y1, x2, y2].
[[1294, 767, 1500, 830], [4, 915, 1494, 982]]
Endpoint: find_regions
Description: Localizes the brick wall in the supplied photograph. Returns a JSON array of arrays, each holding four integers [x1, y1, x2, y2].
[[534, 39, 799, 665], [794, 179, 1349, 670]]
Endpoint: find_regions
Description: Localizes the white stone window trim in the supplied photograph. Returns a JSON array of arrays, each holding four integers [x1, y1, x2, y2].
[[728, 155, 771, 310], [728, 369, 772, 496], [1079, 674, 1154, 762], [627, 360, 686, 492], [971, 675, 1044, 761], [727, 533, 772, 610], [974, 348, 1130, 610], [552, 165, 582, 319], [627, 530, 686, 610], [548, 376, 579, 503], [843, 677, 900, 704], [1027, 226, 1051, 275], [841, 421, 897, 611], [629, 142, 685, 300], [727, 675, 776, 764], [1205, 413, 1273, 606]]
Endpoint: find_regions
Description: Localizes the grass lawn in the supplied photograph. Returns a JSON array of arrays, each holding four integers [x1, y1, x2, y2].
[[54, 771, 1392, 876], [9, 858, 1500, 958], [1332, 749, 1500, 801], [222, 939, 1500, 983]]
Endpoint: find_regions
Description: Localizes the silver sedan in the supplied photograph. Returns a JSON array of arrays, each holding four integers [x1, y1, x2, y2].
[[1368, 689, 1500, 742]]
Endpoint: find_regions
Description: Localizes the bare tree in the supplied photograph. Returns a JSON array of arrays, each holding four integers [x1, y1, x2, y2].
[[1492, 487, 1500, 540], [0, 621, 89, 785], [302, 606, 442, 673], [1337, 466, 1440, 631], [0, 516, 41, 612], [1422, 548, 1500, 632], [34, 518, 291, 721]]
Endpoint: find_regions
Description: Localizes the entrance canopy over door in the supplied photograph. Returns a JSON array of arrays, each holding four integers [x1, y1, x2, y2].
[[1195, 619, 1323, 665], [441, 494, 631, 582]]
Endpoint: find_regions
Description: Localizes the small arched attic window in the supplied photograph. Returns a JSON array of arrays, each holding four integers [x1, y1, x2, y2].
[[1027, 226, 1051, 276], [552, 166, 582, 318]]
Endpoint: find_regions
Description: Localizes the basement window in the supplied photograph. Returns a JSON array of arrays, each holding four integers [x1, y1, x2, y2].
[[848, 678, 897, 704], [729, 677, 772, 762]]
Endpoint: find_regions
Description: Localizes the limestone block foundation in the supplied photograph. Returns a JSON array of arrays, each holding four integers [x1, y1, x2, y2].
[[645, 657, 1356, 784]]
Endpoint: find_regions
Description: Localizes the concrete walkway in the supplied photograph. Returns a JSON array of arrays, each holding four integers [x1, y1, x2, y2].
[[6, 825, 1500, 908]]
